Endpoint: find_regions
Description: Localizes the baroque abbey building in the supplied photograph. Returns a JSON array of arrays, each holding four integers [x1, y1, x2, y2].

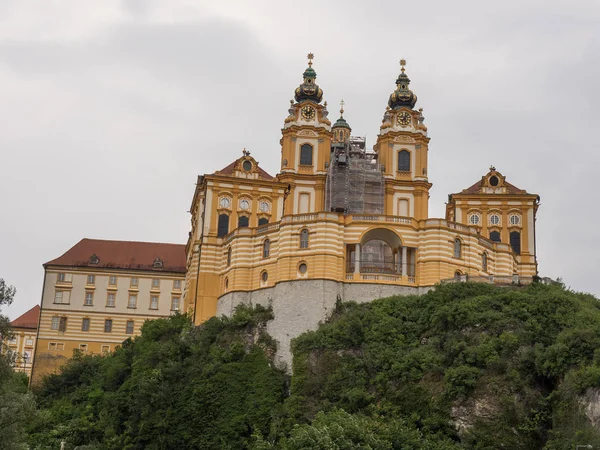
[[28, 56, 541, 380], [183, 56, 540, 365]]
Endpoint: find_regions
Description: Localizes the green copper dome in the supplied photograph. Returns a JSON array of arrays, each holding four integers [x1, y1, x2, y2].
[[294, 53, 323, 104], [332, 100, 351, 130], [333, 115, 351, 129], [388, 59, 417, 110]]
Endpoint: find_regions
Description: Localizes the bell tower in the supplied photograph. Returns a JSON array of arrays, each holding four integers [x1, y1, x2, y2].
[[279, 53, 332, 215], [374, 59, 432, 220]]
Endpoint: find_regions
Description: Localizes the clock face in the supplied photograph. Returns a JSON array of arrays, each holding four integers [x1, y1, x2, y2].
[[397, 111, 411, 126], [219, 197, 231, 208], [301, 106, 315, 121], [239, 199, 250, 210], [259, 201, 270, 213]]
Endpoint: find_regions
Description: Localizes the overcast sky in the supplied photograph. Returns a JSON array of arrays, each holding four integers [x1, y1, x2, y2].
[[1, 0, 599, 320]]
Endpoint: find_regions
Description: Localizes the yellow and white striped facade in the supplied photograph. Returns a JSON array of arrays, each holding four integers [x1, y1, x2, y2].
[[31, 244, 185, 385], [184, 59, 540, 328]]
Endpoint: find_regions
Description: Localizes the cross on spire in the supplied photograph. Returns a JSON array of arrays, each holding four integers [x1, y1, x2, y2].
[[307, 52, 314, 67], [340, 99, 345, 116], [400, 58, 406, 73]]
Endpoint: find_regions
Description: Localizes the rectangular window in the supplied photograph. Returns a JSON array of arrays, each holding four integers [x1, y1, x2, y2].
[[152, 278, 160, 288], [49, 342, 64, 351], [8, 337, 17, 345], [51, 317, 59, 330], [48, 342, 56, 350], [84, 292, 94, 306], [171, 297, 180, 311], [299, 193, 310, 214], [79, 344, 88, 352], [87, 274, 95, 285], [128, 295, 137, 309], [109, 275, 117, 286], [54, 291, 63, 304], [126, 320, 134, 334], [104, 319, 113, 333], [106, 293, 116, 307], [59, 317, 67, 332], [57, 273, 66, 282], [300, 144, 313, 165], [130, 277, 138, 287], [101, 345, 110, 353], [81, 318, 90, 332], [173, 280, 182, 290], [25, 338, 33, 346], [150, 296, 159, 310]]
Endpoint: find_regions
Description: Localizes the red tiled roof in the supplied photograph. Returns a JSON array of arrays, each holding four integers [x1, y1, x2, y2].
[[461, 179, 525, 195], [44, 239, 186, 273], [10, 305, 40, 330], [215, 160, 275, 180]]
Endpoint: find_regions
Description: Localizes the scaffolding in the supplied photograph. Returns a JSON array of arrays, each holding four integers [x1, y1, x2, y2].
[[325, 136, 384, 214]]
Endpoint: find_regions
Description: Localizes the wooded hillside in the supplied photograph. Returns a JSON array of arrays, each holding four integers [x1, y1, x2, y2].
[[23, 282, 600, 449]]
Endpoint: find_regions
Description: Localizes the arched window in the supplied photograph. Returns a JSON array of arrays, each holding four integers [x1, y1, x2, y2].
[[238, 216, 249, 228], [217, 214, 229, 237], [455, 271, 462, 281], [398, 150, 410, 172], [454, 238, 462, 258], [226, 247, 232, 266], [510, 231, 521, 255], [258, 217, 268, 226], [300, 144, 313, 165], [482, 252, 488, 272], [489, 231, 501, 242], [300, 229, 309, 249], [263, 239, 270, 259]]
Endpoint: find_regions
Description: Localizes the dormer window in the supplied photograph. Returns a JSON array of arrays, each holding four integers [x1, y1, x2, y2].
[[89, 254, 99, 265], [153, 257, 163, 269]]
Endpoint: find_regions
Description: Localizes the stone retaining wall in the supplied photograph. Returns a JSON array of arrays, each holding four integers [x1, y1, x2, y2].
[[217, 280, 432, 369]]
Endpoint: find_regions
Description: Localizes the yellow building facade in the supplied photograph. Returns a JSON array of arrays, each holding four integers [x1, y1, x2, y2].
[[31, 238, 186, 385], [184, 56, 541, 366], [2, 305, 40, 377]]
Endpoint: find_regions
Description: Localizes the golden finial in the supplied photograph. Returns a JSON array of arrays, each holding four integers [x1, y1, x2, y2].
[[340, 99, 345, 116], [307, 52, 314, 67], [400, 58, 406, 73], [324, 101, 328, 108]]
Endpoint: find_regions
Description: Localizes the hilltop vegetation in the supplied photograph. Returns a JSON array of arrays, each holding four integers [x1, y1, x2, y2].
[[23, 282, 600, 449]]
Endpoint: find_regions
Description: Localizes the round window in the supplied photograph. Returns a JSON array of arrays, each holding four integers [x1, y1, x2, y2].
[[261, 271, 268, 282], [469, 214, 480, 225], [242, 160, 252, 171], [489, 214, 500, 225], [298, 263, 307, 274], [510, 214, 521, 225], [489, 175, 499, 187]]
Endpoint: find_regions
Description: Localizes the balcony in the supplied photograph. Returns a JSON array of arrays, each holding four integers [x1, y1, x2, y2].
[[346, 260, 416, 284]]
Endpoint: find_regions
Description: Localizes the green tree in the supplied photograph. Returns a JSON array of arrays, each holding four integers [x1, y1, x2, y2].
[[0, 278, 37, 450]]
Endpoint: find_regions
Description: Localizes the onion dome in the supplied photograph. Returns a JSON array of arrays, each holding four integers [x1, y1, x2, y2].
[[332, 100, 351, 130], [294, 53, 323, 104], [388, 59, 417, 110]]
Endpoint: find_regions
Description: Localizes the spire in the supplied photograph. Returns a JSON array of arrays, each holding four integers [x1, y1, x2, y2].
[[333, 99, 351, 130], [388, 58, 417, 110], [294, 52, 324, 104]]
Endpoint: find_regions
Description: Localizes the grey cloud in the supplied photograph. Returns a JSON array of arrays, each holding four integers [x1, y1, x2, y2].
[[2, 1, 600, 320]]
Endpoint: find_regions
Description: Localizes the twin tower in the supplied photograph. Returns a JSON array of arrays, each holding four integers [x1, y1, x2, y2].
[[280, 54, 431, 220]]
